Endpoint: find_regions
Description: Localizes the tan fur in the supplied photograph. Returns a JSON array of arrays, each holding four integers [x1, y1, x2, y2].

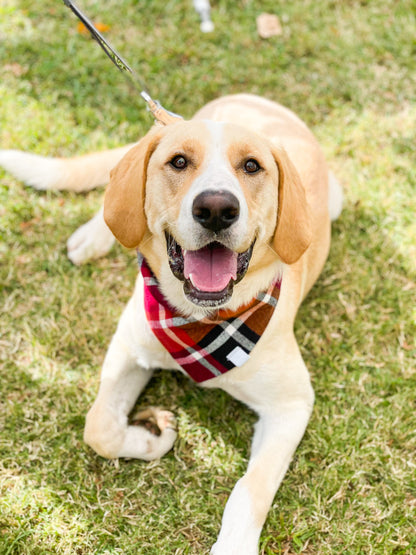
[[272, 145, 312, 264], [104, 128, 164, 248]]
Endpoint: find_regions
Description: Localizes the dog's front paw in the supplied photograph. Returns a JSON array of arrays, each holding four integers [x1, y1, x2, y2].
[[131, 407, 177, 436], [67, 209, 115, 265], [210, 478, 261, 555], [126, 407, 178, 460], [85, 402, 177, 461], [211, 542, 257, 555]]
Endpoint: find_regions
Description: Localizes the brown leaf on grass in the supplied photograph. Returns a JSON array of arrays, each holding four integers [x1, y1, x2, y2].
[[400, 340, 414, 351], [19, 217, 41, 231], [256, 13, 283, 39], [406, 494, 416, 508], [3, 63, 27, 77]]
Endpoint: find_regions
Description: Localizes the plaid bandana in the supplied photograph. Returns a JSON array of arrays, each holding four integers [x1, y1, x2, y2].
[[140, 255, 281, 383]]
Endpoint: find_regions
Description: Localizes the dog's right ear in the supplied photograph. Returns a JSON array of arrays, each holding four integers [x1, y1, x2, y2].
[[104, 129, 163, 249]]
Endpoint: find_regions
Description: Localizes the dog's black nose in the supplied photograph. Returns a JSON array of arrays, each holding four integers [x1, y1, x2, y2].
[[192, 190, 240, 232]]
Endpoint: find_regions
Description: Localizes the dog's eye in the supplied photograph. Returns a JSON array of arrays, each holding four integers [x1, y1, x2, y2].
[[170, 155, 188, 170], [244, 159, 261, 174]]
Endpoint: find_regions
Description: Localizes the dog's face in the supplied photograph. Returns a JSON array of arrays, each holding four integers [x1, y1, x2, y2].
[[104, 120, 310, 311]]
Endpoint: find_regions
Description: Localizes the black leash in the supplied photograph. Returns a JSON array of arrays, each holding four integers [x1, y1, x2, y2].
[[62, 0, 183, 125]]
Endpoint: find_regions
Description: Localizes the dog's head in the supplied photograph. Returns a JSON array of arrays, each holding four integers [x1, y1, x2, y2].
[[104, 120, 311, 311]]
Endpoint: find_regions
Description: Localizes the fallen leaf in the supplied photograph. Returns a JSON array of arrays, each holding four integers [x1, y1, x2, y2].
[[401, 340, 414, 351], [257, 13, 282, 39], [19, 218, 41, 231], [3, 63, 27, 77]]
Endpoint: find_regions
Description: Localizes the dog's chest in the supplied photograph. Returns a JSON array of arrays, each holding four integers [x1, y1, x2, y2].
[[139, 258, 281, 383]]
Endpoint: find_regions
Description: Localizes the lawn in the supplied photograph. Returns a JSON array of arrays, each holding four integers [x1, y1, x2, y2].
[[0, 0, 415, 553]]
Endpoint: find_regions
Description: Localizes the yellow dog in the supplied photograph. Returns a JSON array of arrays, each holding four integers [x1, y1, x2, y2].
[[0, 94, 342, 554]]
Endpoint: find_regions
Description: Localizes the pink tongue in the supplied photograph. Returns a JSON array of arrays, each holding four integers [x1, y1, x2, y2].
[[184, 245, 237, 292]]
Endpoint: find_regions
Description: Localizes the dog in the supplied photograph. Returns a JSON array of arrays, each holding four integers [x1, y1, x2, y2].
[[0, 94, 343, 554]]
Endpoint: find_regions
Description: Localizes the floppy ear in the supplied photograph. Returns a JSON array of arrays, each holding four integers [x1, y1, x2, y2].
[[272, 146, 312, 264], [104, 129, 162, 248]]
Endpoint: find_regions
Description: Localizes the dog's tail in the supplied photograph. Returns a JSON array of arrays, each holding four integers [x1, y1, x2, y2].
[[0, 144, 135, 192], [328, 171, 343, 221]]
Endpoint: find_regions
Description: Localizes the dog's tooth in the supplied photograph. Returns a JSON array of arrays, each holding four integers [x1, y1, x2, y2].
[[189, 273, 206, 292], [189, 274, 199, 290]]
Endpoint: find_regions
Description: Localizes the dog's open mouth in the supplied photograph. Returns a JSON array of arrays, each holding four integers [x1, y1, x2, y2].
[[166, 233, 254, 307]]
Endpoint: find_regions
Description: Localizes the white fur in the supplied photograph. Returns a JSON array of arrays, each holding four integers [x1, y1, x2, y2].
[[177, 121, 249, 251], [84, 285, 179, 460], [0, 144, 134, 192], [211, 480, 261, 555], [0, 150, 65, 190], [67, 207, 115, 265]]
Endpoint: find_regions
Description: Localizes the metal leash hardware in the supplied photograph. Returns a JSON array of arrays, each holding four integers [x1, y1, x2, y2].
[[62, 0, 183, 126]]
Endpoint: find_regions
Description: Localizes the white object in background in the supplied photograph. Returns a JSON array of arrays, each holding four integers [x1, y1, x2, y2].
[[193, 0, 214, 32]]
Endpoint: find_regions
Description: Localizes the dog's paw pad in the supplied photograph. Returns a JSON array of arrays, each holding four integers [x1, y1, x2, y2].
[[131, 408, 177, 437]]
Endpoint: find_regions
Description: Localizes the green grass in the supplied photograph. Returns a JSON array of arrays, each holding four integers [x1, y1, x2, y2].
[[1, 0, 415, 553]]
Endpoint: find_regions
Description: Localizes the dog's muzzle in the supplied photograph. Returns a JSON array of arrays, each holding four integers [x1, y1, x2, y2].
[[166, 233, 255, 308]]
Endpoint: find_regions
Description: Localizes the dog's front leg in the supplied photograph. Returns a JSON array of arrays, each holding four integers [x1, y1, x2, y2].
[[211, 348, 314, 555], [84, 295, 177, 461]]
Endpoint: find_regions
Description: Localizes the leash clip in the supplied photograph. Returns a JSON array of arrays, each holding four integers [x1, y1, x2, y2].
[[140, 92, 183, 126]]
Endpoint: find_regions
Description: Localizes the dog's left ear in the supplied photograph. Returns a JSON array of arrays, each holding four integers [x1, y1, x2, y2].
[[272, 146, 312, 264], [104, 129, 162, 249]]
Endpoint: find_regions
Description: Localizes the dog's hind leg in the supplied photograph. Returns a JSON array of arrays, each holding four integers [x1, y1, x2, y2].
[[0, 144, 136, 264], [84, 293, 177, 461], [67, 206, 115, 265]]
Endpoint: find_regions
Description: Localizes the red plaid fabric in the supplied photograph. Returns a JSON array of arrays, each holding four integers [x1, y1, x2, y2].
[[140, 256, 281, 383]]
